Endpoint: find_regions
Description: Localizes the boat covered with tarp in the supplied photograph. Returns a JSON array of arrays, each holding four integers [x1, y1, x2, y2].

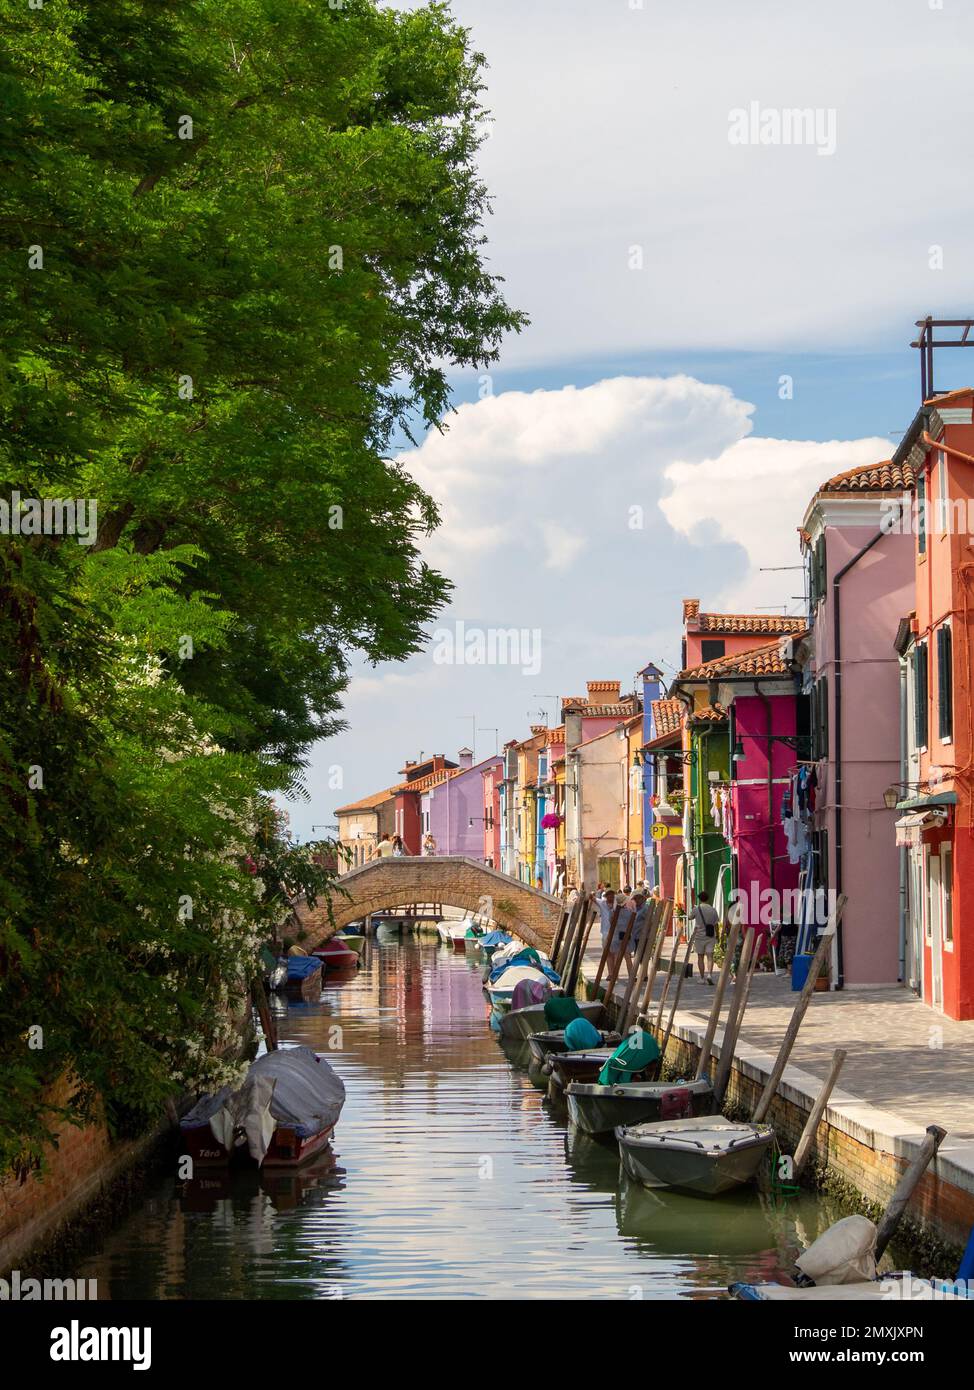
[[180, 1046, 346, 1167], [567, 1077, 713, 1136]]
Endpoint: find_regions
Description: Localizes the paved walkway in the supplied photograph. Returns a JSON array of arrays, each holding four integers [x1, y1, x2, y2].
[[582, 936, 974, 1140]]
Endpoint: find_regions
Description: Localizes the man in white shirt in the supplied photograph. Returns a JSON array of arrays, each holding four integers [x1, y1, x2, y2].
[[372, 833, 395, 860]]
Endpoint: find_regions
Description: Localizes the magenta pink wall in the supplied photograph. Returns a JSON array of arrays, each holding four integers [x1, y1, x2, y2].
[[814, 526, 914, 985], [732, 692, 799, 908]]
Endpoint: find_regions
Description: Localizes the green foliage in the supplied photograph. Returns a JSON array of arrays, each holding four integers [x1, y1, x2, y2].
[[0, 0, 523, 1174]]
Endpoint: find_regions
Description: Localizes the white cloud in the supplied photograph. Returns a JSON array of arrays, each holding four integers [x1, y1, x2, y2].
[[294, 374, 892, 833], [540, 520, 587, 571], [659, 434, 890, 610]]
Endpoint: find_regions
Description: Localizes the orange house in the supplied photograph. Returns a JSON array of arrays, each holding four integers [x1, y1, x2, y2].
[[895, 388, 974, 1019]]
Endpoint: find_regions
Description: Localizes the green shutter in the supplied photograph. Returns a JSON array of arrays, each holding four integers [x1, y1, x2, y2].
[[938, 626, 953, 741]]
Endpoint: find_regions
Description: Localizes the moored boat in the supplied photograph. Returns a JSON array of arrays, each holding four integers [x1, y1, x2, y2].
[[499, 998, 602, 1042], [180, 1045, 346, 1168], [336, 929, 365, 955], [485, 964, 556, 1021], [616, 1114, 772, 1194], [566, 1078, 713, 1136], [438, 916, 476, 947], [285, 954, 323, 999], [312, 938, 360, 970], [527, 1029, 621, 1066]]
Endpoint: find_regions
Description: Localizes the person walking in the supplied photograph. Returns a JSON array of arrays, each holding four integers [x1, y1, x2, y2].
[[597, 887, 627, 977], [690, 890, 719, 984], [372, 833, 395, 860]]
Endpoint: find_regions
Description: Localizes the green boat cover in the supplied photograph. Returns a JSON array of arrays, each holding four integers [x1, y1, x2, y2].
[[596, 1029, 661, 1086], [563, 1016, 602, 1050], [544, 994, 582, 1028]]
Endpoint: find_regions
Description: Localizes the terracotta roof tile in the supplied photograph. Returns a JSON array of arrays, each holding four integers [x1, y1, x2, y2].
[[651, 698, 683, 738], [335, 785, 401, 814], [677, 636, 806, 682], [695, 612, 806, 635], [819, 458, 917, 494], [688, 703, 728, 724]]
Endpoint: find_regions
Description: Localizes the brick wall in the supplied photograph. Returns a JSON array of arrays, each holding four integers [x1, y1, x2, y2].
[[0, 1072, 162, 1274]]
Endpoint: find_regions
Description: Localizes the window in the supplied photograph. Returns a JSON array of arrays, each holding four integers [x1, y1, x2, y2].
[[915, 643, 929, 748], [942, 843, 953, 946], [917, 470, 927, 556], [937, 623, 953, 741], [937, 451, 948, 534], [701, 639, 725, 661], [808, 534, 827, 609], [812, 676, 828, 759]]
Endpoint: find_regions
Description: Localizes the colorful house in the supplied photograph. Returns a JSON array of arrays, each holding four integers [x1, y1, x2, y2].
[[563, 682, 642, 889], [889, 390, 974, 1019], [335, 786, 399, 867], [427, 749, 504, 859], [673, 641, 805, 946], [639, 697, 684, 899], [481, 761, 502, 869], [800, 459, 916, 991]]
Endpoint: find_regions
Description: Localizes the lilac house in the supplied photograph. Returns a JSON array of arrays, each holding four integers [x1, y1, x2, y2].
[[425, 749, 503, 859]]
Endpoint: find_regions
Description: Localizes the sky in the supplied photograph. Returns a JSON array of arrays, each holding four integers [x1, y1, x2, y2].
[[286, 0, 974, 838]]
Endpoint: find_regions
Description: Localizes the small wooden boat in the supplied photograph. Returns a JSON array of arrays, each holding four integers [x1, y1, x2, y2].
[[616, 1115, 772, 1194], [438, 917, 476, 948], [499, 998, 601, 1042], [549, 1045, 656, 1090], [312, 938, 359, 970], [566, 1078, 713, 1136], [485, 964, 554, 1021], [285, 955, 323, 999], [527, 1029, 621, 1066], [180, 1046, 345, 1168]]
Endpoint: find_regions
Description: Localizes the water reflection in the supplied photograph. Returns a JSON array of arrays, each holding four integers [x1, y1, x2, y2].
[[76, 935, 831, 1300]]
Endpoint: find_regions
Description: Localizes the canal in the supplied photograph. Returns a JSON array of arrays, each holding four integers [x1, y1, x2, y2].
[[77, 933, 842, 1300]]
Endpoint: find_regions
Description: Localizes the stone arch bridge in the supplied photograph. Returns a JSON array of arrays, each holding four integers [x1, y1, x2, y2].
[[292, 857, 564, 952]]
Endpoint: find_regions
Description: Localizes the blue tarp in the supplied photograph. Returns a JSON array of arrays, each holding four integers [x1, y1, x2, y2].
[[488, 949, 560, 985], [287, 955, 322, 981], [482, 930, 512, 948]]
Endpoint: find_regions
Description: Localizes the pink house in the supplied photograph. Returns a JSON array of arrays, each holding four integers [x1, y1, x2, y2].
[[800, 459, 916, 988], [481, 762, 502, 869]]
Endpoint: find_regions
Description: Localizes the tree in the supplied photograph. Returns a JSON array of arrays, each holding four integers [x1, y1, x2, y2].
[[0, 0, 524, 1171]]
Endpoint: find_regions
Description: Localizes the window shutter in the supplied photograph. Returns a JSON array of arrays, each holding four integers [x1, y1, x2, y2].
[[915, 644, 928, 748], [938, 626, 953, 740]]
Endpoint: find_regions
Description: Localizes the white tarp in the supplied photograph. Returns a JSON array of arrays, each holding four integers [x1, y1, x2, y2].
[[183, 1046, 346, 1164], [796, 1215, 877, 1286]]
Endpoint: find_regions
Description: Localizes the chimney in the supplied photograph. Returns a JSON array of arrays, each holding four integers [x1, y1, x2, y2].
[[586, 680, 621, 703], [530, 724, 547, 737], [457, 747, 474, 768], [682, 598, 701, 627]]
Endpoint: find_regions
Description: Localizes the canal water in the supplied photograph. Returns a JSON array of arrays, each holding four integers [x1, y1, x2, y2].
[[78, 934, 839, 1300]]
